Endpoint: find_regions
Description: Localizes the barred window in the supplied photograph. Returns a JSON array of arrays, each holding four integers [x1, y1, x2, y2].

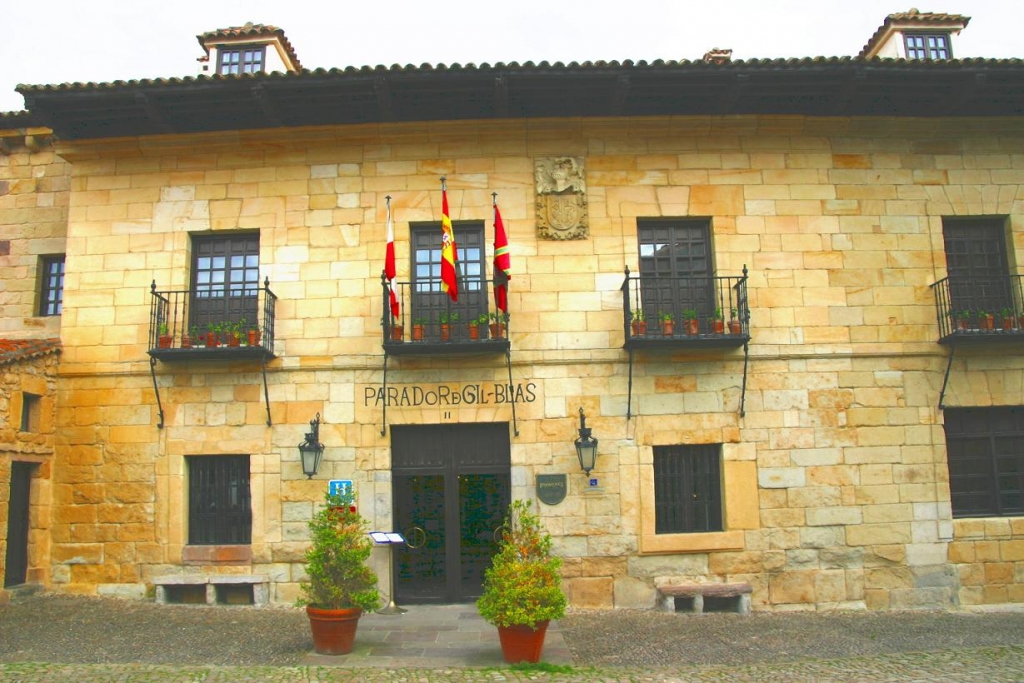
[[39, 255, 65, 316], [944, 407, 1024, 517], [187, 455, 252, 545], [653, 444, 723, 534]]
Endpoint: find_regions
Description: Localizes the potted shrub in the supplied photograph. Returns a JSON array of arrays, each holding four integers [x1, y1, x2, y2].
[[682, 309, 699, 335], [205, 322, 220, 348], [477, 499, 566, 664], [299, 489, 381, 656], [157, 323, 173, 349], [630, 309, 647, 337], [488, 312, 506, 339], [658, 311, 674, 336], [439, 311, 459, 341], [728, 308, 742, 335], [411, 317, 427, 342], [954, 310, 971, 331], [247, 323, 262, 347], [709, 307, 725, 335]]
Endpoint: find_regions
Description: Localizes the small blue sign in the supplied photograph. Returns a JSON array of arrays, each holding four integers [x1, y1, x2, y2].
[[329, 480, 353, 497]]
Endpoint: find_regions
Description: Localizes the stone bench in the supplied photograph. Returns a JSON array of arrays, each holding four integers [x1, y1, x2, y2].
[[153, 574, 269, 606], [656, 582, 752, 615]]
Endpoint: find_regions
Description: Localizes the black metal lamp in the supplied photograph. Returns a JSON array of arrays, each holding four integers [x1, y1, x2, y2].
[[298, 412, 325, 479], [574, 407, 598, 475]]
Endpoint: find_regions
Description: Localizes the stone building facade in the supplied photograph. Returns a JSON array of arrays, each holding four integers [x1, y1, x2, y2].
[[1, 14, 1023, 609]]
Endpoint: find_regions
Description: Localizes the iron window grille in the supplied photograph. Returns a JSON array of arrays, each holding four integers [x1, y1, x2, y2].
[[653, 444, 723, 534], [944, 407, 1024, 518], [217, 46, 266, 75], [904, 33, 951, 60], [187, 455, 252, 545], [39, 255, 64, 316]]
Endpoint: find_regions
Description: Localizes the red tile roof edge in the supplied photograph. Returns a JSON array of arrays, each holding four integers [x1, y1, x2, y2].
[[0, 338, 62, 366]]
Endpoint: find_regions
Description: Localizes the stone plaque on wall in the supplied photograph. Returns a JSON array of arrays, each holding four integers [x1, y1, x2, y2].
[[534, 156, 588, 240]]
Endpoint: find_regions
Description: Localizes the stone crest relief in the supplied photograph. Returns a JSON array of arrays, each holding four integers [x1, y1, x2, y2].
[[534, 157, 588, 240]]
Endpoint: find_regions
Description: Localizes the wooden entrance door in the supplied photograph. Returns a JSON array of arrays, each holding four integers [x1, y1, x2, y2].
[[391, 423, 510, 603], [4, 462, 34, 587]]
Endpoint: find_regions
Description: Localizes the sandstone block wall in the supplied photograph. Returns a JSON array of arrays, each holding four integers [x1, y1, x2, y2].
[[3, 114, 1023, 609]]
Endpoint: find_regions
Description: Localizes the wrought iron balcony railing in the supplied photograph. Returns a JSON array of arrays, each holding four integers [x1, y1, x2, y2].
[[381, 274, 509, 355], [620, 267, 750, 349], [931, 275, 1024, 344], [148, 279, 277, 360]]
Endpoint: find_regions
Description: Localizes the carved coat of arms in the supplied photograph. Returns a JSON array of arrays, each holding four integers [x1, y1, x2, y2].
[[535, 157, 588, 240]]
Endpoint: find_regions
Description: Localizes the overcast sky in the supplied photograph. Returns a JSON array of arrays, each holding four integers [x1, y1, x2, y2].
[[2, 1, 1021, 113]]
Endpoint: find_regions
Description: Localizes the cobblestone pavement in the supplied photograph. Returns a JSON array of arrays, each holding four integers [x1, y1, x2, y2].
[[1, 593, 1023, 681]]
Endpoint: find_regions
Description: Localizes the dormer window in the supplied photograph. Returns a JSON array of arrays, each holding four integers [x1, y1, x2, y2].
[[904, 33, 951, 60], [218, 46, 266, 75]]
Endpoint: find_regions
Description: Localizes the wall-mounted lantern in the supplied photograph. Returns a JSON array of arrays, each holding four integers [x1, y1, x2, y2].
[[298, 412, 325, 479], [574, 407, 598, 475]]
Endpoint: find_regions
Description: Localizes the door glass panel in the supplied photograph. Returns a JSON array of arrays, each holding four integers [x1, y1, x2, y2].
[[458, 474, 508, 599], [393, 474, 446, 601]]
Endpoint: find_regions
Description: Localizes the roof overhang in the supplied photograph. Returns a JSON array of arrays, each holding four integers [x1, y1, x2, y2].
[[11, 57, 1024, 141]]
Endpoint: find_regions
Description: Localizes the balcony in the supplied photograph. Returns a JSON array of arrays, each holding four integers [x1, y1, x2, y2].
[[147, 279, 277, 361], [931, 275, 1024, 345], [380, 276, 510, 357], [621, 267, 750, 350]]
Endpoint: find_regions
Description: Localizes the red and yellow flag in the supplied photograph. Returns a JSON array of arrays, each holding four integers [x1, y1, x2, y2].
[[492, 200, 511, 314], [440, 180, 458, 302]]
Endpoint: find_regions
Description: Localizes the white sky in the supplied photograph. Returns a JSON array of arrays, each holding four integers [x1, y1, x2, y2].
[[2, 0, 1021, 113]]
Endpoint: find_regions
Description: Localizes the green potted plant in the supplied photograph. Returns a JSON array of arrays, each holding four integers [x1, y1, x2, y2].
[[247, 322, 262, 346], [389, 317, 404, 342], [710, 307, 724, 334], [439, 311, 459, 341], [631, 309, 647, 337], [978, 310, 994, 331], [728, 307, 742, 335], [298, 489, 380, 656], [469, 313, 489, 340], [658, 311, 675, 336], [157, 322, 172, 348], [488, 311, 507, 339], [477, 499, 567, 664], [999, 307, 1015, 331], [411, 317, 427, 342], [681, 308, 699, 335], [205, 322, 220, 348], [953, 309, 971, 331]]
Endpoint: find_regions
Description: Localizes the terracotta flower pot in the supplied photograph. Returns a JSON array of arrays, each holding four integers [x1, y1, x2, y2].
[[391, 325, 404, 342], [711, 319, 724, 334], [489, 323, 505, 339], [306, 605, 362, 655], [411, 324, 424, 341], [440, 324, 451, 341], [728, 319, 742, 335], [631, 320, 647, 336], [158, 335, 172, 348], [685, 319, 699, 335], [469, 324, 480, 340], [497, 621, 549, 664]]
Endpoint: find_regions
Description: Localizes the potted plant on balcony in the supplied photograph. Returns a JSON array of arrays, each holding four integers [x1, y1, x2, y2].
[[978, 310, 995, 331], [728, 308, 742, 335], [247, 323, 262, 347], [658, 311, 675, 336], [477, 499, 566, 664], [469, 313, 489, 340], [411, 317, 427, 342], [682, 309, 699, 335], [205, 322, 220, 348], [999, 307, 1015, 331], [225, 320, 242, 347], [631, 309, 647, 337], [439, 312, 459, 341], [389, 318, 404, 342], [709, 307, 725, 335], [488, 312, 506, 340], [299, 489, 381, 656], [953, 309, 971, 332], [157, 323, 173, 349]]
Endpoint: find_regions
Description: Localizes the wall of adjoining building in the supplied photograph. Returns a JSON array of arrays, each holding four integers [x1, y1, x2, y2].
[[4, 114, 1024, 609]]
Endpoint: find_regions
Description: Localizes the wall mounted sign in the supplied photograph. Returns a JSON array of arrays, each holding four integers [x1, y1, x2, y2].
[[363, 381, 537, 407], [329, 480, 352, 497], [536, 474, 567, 506]]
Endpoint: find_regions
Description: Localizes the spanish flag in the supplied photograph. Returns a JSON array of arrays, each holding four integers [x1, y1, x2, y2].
[[385, 197, 399, 318], [492, 199, 511, 314], [440, 179, 458, 302]]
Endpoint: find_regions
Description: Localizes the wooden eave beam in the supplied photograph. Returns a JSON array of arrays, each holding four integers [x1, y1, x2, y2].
[[250, 83, 283, 126], [133, 92, 174, 134], [493, 74, 508, 117], [374, 76, 394, 121], [610, 74, 631, 116]]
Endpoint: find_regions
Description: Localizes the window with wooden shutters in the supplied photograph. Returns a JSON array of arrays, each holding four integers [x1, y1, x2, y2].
[[638, 219, 715, 323], [942, 218, 1012, 320], [653, 444, 723, 534], [190, 234, 260, 334], [944, 407, 1024, 518], [187, 455, 252, 545]]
